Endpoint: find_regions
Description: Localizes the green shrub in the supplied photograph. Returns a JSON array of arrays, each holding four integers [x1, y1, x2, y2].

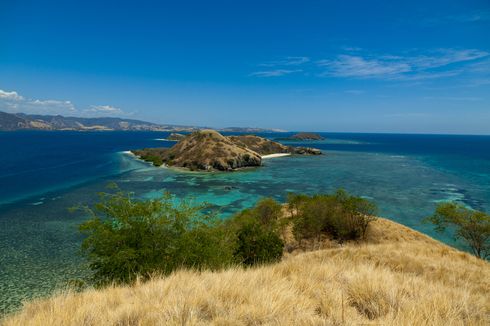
[[253, 197, 283, 228], [141, 154, 163, 166], [291, 190, 377, 243], [77, 188, 233, 285], [233, 221, 284, 266], [425, 203, 489, 259], [228, 197, 285, 266]]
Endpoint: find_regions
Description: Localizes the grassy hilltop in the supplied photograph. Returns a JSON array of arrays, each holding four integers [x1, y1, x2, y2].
[[3, 212, 489, 325]]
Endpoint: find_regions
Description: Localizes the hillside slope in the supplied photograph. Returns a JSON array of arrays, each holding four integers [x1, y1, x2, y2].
[[4, 218, 489, 325]]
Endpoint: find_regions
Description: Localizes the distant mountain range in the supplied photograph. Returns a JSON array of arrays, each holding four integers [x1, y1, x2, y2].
[[0, 111, 286, 133]]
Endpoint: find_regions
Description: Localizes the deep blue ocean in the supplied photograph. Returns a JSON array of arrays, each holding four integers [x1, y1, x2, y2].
[[1, 131, 490, 314]]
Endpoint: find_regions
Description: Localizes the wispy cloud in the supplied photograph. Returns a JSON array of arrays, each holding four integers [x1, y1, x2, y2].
[[318, 55, 411, 78], [249, 69, 302, 77], [317, 48, 489, 80], [0, 88, 127, 117], [250, 56, 309, 77], [407, 49, 488, 69], [424, 11, 490, 25], [390, 70, 461, 81], [253, 48, 488, 81], [85, 105, 124, 115], [259, 56, 310, 67]]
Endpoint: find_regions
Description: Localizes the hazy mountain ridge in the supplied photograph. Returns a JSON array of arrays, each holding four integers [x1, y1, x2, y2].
[[0, 111, 285, 132]]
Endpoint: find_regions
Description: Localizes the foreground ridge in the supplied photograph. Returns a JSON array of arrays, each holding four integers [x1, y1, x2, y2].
[[4, 218, 489, 325]]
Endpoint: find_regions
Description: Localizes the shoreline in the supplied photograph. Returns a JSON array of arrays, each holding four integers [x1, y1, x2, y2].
[[122, 150, 292, 172]]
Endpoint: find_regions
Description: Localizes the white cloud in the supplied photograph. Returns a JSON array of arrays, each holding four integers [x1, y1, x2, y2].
[[86, 105, 123, 115], [0, 89, 78, 115], [0, 89, 24, 101], [29, 99, 77, 113], [0, 88, 126, 117], [249, 69, 302, 77]]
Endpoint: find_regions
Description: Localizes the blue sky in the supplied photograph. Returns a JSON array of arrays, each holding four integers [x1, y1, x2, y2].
[[1, 0, 489, 134]]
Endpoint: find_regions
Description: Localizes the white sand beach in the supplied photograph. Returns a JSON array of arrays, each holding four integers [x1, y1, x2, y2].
[[121, 150, 135, 156], [261, 153, 291, 159]]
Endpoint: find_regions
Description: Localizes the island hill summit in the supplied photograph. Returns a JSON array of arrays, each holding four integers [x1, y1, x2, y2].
[[131, 130, 322, 171]]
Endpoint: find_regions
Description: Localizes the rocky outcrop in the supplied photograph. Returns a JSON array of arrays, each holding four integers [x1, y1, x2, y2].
[[291, 147, 322, 155]]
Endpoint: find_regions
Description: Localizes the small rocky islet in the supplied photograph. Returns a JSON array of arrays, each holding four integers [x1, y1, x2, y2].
[[277, 132, 325, 141], [131, 130, 321, 172]]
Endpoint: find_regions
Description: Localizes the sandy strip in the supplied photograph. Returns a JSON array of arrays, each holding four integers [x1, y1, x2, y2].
[[121, 150, 136, 156], [261, 153, 291, 159]]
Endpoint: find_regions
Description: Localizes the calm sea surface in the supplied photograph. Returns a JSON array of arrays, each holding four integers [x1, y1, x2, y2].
[[1, 131, 489, 314]]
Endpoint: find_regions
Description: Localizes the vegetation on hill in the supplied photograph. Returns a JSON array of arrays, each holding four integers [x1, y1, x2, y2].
[[4, 198, 489, 325], [290, 190, 377, 244], [70, 187, 379, 287], [76, 189, 234, 285], [132, 130, 322, 171], [425, 202, 490, 258]]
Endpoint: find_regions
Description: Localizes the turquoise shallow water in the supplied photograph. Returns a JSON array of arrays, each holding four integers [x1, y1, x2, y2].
[[0, 131, 489, 314]]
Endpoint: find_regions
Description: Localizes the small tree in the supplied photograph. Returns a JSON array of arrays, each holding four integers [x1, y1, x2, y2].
[[425, 203, 490, 259], [286, 193, 309, 218], [334, 190, 377, 240], [77, 188, 233, 285]]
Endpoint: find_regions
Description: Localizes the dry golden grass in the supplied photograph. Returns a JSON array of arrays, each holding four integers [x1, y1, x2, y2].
[[3, 218, 489, 325]]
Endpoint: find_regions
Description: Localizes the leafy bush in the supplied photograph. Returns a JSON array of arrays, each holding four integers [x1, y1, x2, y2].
[[229, 197, 285, 265], [78, 188, 233, 285], [233, 221, 284, 266], [291, 190, 377, 243], [253, 197, 283, 228], [425, 203, 489, 259], [231, 197, 284, 230]]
